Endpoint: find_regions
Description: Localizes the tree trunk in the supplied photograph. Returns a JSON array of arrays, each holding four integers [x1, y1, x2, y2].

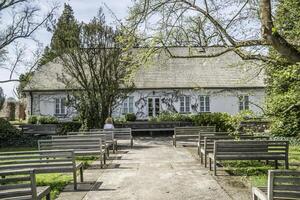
[[260, 0, 300, 62]]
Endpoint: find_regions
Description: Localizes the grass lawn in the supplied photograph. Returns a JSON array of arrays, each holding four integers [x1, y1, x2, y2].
[[223, 145, 300, 187], [0, 147, 98, 199]]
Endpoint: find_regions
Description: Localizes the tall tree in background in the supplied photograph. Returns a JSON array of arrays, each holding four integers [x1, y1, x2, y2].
[[59, 9, 136, 129], [39, 3, 80, 66], [0, 87, 5, 111], [266, 0, 300, 137]]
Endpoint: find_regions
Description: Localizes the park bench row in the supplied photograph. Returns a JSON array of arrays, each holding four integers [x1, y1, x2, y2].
[[174, 126, 299, 200], [0, 128, 133, 199]]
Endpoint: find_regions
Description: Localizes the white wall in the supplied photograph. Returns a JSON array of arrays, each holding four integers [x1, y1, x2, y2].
[[26, 88, 266, 120]]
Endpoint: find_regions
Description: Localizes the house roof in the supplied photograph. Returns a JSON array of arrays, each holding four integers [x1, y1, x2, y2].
[[24, 47, 265, 92]]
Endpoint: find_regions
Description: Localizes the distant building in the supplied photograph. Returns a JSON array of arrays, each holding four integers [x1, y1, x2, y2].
[[0, 98, 26, 120], [24, 47, 266, 120]]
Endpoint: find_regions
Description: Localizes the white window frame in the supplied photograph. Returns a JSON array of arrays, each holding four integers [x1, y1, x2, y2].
[[179, 96, 191, 113], [122, 96, 134, 114], [148, 97, 160, 117], [239, 95, 249, 111], [55, 97, 66, 115], [199, 95, 210, 112]]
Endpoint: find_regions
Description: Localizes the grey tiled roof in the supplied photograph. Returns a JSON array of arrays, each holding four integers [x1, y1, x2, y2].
[[24, 47, 265, 91]]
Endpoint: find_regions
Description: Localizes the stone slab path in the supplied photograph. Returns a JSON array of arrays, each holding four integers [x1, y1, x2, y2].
[[57, 137, 249, 200]]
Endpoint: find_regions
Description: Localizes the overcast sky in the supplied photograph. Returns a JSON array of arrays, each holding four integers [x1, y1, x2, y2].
[[0, 0, 133, 98]]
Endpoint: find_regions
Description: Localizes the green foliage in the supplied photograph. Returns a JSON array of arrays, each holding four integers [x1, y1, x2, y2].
[[39, 3, 80, 66], [16, 72, 33, 98], [265, 0, 300, 137], [0, 87, 4, 111], [28, 115, 38, 124], [226, 110, 257, 133], [38, 116, 59, 124], [0, 118, 36, 147], [190, 112, 233, 131], [148, 112, 233, 131], [36, 174, 73, 200], [57, 121, 82, 135], [156, 112, 192, 122], [125, 113, 137, 121]]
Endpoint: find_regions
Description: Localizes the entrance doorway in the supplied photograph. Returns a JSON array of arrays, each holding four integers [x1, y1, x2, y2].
[[148, 97, 160, 117]]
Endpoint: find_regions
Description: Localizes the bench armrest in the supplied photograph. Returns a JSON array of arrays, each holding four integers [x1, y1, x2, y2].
[[252, 187, 267, 200]]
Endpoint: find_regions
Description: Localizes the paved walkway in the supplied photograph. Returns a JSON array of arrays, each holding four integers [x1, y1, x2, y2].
[[57, 137, 248, 200]]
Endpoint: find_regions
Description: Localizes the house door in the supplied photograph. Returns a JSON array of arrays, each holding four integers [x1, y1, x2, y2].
[[148, 97, 160, 117]]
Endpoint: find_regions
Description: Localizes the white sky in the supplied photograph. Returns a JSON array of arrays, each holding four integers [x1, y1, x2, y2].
[[0, 0, 132, 98]]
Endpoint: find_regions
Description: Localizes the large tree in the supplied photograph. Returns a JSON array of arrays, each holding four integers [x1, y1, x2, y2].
[[59, 10, 136, 129], [0, 0, 57, 84], [127, 0, 300, 64], [39, 3, 80, 66], [266, 0, 300, 137]]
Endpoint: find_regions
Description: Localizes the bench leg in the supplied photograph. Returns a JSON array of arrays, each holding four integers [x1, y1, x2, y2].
[[285, 158, 289, 169], [213, 159, 217, 176], [73, 170, 77, 190], [173, 139, 176, 147], [275, 160, 278, 169], [200, 152, 203, 164], [113, 142, 116, 154], [131, 138, 133, 148], [209, 158, 212, 171], [100, 159, 103, 169], [252, 193, 258, 200], [46, 193, 51, 200], [80, 167, 84, 182], [266, 160, 269, 165], [204, 154, 207, 168], [106, 148, 110, 158]]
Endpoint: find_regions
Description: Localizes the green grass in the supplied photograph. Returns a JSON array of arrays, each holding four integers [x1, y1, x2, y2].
[[223, 145, 300, 187], [0, 148, 99, 199], [36, 174, 73, 200]]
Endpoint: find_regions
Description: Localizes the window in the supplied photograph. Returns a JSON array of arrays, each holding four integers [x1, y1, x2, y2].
[[179, 96, 191, 113], [239, 95, 249, 111], [55, 98, 66, 115], [123, 96, 134, 114], [199, 95, 210, 112]]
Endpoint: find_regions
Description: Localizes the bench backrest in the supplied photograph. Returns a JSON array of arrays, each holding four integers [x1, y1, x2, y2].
[[53, 133, 108, 144], [90, 128, 132, 140], [38, 138, 102, 153], [214, 140, 288, 158], [198, 132, 230, 146], [0, 150, 75, 172], [203, 135, 269, 153], [174, 126, 216, 136], [0, 170, 39, 200], [268, 170, 300, 200]]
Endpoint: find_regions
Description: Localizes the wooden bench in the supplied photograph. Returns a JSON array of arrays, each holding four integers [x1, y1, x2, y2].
[[173, 126, 216, 147], [91, 128, 133, 149], [0, 150, 83, 190], [208, 140, 289, 176], [52, 133, 114, 156], [252, 170, 300, 200], [20, 124, 57, 136], [0, 170, 51, 200], [200, 135, 270, 167], [69, 131, 117, 153], [38, 138, 106, 168], [197, 132, 230, 156]]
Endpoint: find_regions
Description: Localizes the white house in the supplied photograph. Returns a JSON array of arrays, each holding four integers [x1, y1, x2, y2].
[[23, 47, 266, 120]]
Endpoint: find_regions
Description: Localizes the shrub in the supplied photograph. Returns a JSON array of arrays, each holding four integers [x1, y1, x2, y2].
[[38, 116, 59, 124], [0, 118, 36, 147], [190, 112, 233, 131], [57, 121, 82, 135], [156, 112, 192, 122], [28, 115, 38, 124], [125, 113, 136, 121]]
